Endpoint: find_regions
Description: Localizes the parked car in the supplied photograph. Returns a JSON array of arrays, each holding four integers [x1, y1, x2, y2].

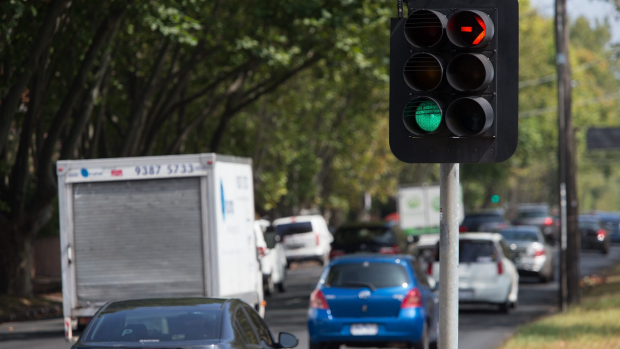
[[513, 204, 557, 243], [329, 222, 411, 259], [499, 226, 554, 282], [579, 215, 611, 254], [72, 298, 298, 348], [274, 215, 333, 266], [459, 210, 509, 232], [594, 212, 620, 243], [308, 254, 439, 349], [429, 233, 519, 313], [254, 220, 288, 296]]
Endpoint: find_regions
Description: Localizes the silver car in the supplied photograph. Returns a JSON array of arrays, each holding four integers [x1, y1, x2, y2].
[[499, 226, 554, 283]]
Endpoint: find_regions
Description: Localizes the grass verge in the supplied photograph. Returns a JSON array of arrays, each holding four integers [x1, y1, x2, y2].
[[500, 264, 620, 349]]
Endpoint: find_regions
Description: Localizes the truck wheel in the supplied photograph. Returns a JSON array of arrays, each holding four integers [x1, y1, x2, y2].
[[265, 274, 274, 296]]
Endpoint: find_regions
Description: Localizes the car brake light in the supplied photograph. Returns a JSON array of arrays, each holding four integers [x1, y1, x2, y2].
[[401, 287, 423, 308], [427, 262, 433, 276], [315, 232, 320, 246], [497, 260, 503, 275], [459, 226, 468, 232], [257, 247, 266, 257], [597, 229, 606, 241], [533, 248, 545, 257], [310, 289, 329, 310], [380, 245, 401, 254], [544, 217, 553, 225], [329, 250, 346, 259]]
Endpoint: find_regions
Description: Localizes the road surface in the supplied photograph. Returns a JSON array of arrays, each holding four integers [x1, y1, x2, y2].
[[1, 246, 620, 349]]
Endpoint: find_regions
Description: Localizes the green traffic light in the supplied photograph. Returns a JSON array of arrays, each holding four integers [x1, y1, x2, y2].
[[415, 101, 442, 132], [491, 195, 500, 203]]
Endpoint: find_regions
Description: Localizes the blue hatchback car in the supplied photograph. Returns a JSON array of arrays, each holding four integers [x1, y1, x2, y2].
[[307, 254, 439, 349]]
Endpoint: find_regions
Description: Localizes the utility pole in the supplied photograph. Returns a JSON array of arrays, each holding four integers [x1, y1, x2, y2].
[[555, 0, 580, 310]]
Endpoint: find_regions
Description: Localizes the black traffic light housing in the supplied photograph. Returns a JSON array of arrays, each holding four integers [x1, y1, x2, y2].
[[389, 0, 518, 163]]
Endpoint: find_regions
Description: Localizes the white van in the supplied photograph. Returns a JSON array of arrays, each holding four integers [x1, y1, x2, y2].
[[254, 220, 288, 295], [273, 215, 333, 266]]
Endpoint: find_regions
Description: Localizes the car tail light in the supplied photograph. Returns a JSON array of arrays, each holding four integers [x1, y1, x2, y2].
[[379, 245, 401, 254], [427, 262, 433, 276], [257, 247, 266, 257], [533, 248, 545, 257], [315, 232, 320, 246], [497, 260, 503, 275], [597, 229, 606, 241], [310, 289, 329, 310], [544, 217, 553, 225], [401, 287, 423, 308], [459, 226, 468, 232], [329, 250, 346, 259]]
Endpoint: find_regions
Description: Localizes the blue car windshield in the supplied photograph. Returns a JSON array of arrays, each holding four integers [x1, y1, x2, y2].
[[83, 307, 221, 343], [325, 262, 410, 289]]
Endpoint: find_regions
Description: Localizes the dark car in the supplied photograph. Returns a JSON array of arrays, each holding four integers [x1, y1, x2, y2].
[[329, 222, 411, 259], [513, 204, 557, 243], [72, 298, 298, 349], [579, 215, 611, 254], [595, 212, 620, 243], [459, 211, 509, 232]]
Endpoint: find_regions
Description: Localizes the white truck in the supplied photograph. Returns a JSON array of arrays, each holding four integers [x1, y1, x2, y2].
[[397, 184, 464, 235], [56, 153, 263, 340]]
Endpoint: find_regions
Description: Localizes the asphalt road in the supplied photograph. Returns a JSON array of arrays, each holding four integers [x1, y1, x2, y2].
[[2, 245, 620, 349]]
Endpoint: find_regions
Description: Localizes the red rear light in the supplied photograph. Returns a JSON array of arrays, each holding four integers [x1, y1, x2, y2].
[[597, 229, 606, 241], [533, 248, 545, 257], [459, 226, 468, 232], [329, 250, 346, 259], [257, 247, 266, 257], [310, 289, 329, 310], [401, 287, 423, 308], [497, 260, 503, 275], [315, 232, 320, 246], [380, 245, 401, 254], [427, 262, 433, 276], [544, 217, 553, 225]]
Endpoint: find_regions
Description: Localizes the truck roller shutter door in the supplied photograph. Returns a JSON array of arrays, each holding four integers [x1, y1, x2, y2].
[[73, 178, 205, 304]]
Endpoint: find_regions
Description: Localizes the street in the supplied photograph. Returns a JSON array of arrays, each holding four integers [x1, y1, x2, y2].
[[2, 245, 620, 349]]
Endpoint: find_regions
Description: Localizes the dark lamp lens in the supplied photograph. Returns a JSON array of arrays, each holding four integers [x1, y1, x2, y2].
[[445, 97, 494, 136], [404, 10, 447, 48], [446, 53, 494, 91], [404, 53, 444, 91]]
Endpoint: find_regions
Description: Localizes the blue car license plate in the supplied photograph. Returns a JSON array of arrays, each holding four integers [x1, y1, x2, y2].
[[350, 324, 378, 336]]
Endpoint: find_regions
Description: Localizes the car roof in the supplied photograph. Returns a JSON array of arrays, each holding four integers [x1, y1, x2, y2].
[[499, 225, 540, 232], [330, 254, 415, 264], [273, 215, 322, 225], [459, 232, 502, 241], [101, 297, 229, 313], [579, 215, 600, 221], [336, 221, 396, 229]]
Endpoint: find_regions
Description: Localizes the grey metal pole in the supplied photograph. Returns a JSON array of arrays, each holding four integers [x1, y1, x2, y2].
[[439, 163, 459, 349]]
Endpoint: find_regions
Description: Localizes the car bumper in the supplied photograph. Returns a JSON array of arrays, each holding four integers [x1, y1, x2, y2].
[[307, 308, 426, 345], [515, 256, 547, 274], [458, 278, 511, 304], [285, 247, 325, 261]]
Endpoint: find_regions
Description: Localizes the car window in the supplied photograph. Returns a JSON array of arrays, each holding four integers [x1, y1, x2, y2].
[[517, 210, 548, 219], [333, 227, 395, 245], [411, 261, 429, 287], [459, 240, 497, 263], [578, 221, 600, 230], [235, 308, 258, 345], [276, 222, 313, 236], [325, 262, 409, 289], [244, 306, 274, 346], [462, 214, 503, 225], [84, 308, 221, 343], [499, 229, 540, 242]]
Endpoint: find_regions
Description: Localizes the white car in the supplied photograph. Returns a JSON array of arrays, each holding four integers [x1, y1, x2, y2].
[[254, 220, 288, 296], [273, 215, 333, 266], [429, 233, 519, 313]]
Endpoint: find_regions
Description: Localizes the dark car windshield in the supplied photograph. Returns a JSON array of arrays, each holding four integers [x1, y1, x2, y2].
[[276, 222, 313, 236], [435, 240, 498, 263], [83, 305, 222, 344], [325, 262, 409, 289], [333, 227, 394, 245], [462, 214, 503, 225], [499, 229, 540, 242], [517, 210, 548, 219]]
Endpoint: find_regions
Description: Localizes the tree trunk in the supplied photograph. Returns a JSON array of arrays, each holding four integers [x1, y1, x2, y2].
[[0, 225, 34, 296]]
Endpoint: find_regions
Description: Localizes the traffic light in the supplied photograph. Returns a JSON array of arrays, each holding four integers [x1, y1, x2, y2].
[[389, 0, 518, 163]]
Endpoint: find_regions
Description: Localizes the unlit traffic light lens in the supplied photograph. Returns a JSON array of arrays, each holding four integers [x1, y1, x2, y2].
[[404, 10, 447, 48], [403, 98, 443, 135], [446, 97, 494, 136], [447, 53, 494, 91], [404, 53, 444, 91], [447, 10, 495, 48]]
